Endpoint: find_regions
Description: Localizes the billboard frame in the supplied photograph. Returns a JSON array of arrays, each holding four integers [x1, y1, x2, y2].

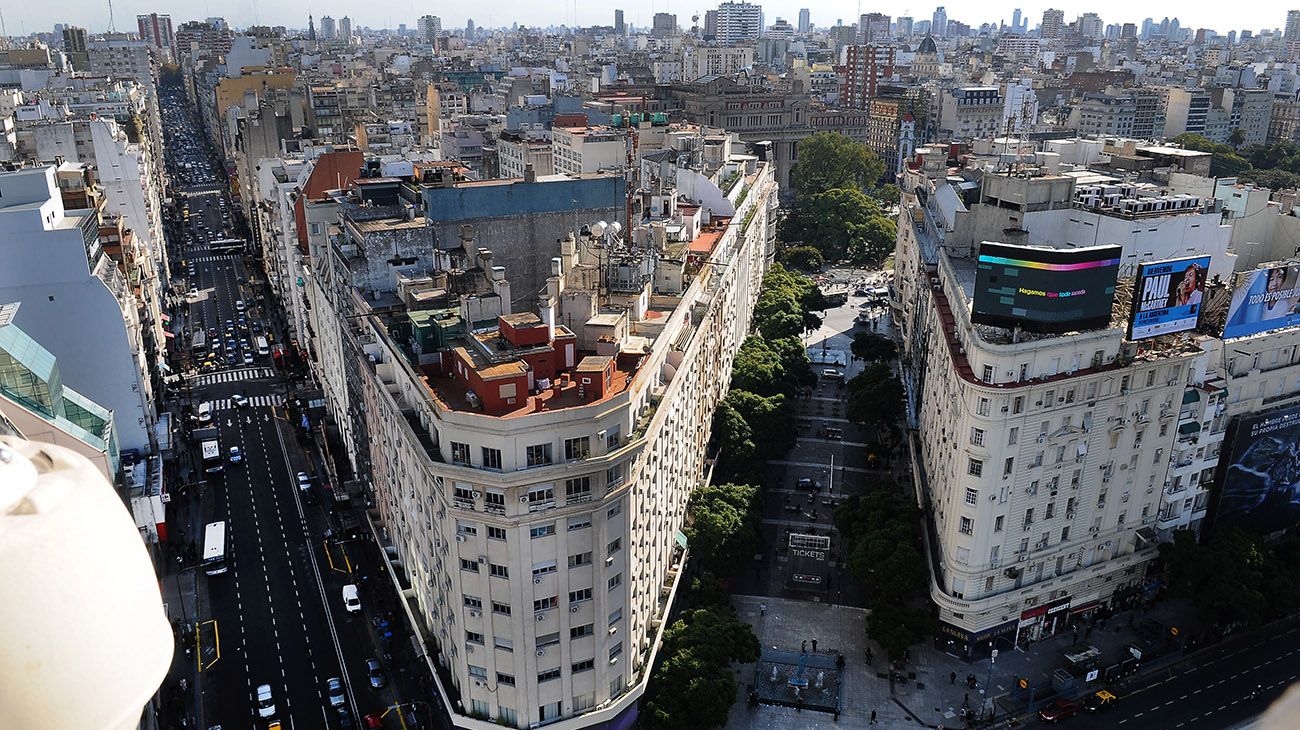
[[972, 242, 1122, 334], [1127, 255, 1211, 341]]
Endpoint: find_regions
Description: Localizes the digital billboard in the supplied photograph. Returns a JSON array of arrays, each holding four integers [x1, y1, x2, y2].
[[1127, 256, 1211, 340], [972, 243, 1122, 334], [1222, 264, 1300, 339], [1211, 404, 1300, 534]]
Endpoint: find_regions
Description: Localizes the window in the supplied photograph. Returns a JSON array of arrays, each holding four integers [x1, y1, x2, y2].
[[492, 601, 512, 615], [968, 458, 984, 477], [574, 692, 595, 712], [608, 607, 623, 626], [994, 515, 1004, 532], [1024, 508, 1034, 528], [1013, 396, 1025, 414], [964, 487, 979, 506], [530, 523, 556, 539], [495, 637, 513, 652], [453, 484, 475, 502], [489, 563, 509, 578], [569, 551, 593, 568], [970, 428, 985, 446], [536, 632, 560, 647], [497, 673, 515, 687], [568, 515, 592, 531], [606, 427, 622, 449], [527, 485, 555, 508], [1008, 427, 1019, 446], [569, 587, 592, 603], [570, 623, 594, 639], [534, 596, 559, 612], [484, 491, 505, 511], [460, 559, 480, 573], [532, 560, 558, 577], [564, 436, 591, 460], [466, 630, 484, 644], [606, 462, 625, 487], [538, 668, 562, 683], [565, 477, 593, 502], [487, 526, 507, 541], [464, 595, 483, 609], [981, 364, 995, 382], [959, 517, 973, 535], [607, 538, 622, 556], [456, 520, 478, 536], [608, 573, 623, 590], [498, 708, 517, 726], [450, 442, 471, 465], [526, 443, 553, 467], [609, 642, 623, 661], [607, 502, 622, 518], [468, 665, 488, 679], [977, 397, 991, 416], [572, 659, 595, 673], [1004, 457, 1015, 476], [481, 447, 502, 470]]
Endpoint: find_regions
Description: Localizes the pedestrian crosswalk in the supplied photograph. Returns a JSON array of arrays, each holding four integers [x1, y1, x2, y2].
[[207, 394, 284, 411], [190, 367, 275, 385], [187, 255, 239, 263]]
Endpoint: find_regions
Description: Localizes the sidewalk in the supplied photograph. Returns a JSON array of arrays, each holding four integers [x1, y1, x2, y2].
[[724, 595, 1201, 729]]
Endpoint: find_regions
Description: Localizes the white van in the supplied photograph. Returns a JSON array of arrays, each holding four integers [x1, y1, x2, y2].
[[342, 584, 361, 613], [256, 336, 270, 357], [197, 401, 212, 424]]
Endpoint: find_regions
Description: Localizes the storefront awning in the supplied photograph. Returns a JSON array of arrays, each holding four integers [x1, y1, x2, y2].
[[1178, 421, 1202, 436], [1182, 389, 1201, 405]]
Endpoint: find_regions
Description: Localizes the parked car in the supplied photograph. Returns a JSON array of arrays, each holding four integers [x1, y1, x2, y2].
[[1039, 699, 1081, 723], [343, 584, 361, 613], [326, 676, 346, 707], [366, 658, 387, 688]]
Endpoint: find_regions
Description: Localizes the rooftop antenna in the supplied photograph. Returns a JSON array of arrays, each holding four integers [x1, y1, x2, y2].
[[106, 0, 116, 32]]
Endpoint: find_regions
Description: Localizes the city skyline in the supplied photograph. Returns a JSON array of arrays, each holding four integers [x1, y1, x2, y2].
[[10, 2, 1290, 37]]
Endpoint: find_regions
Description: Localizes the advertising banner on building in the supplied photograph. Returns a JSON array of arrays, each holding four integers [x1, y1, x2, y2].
[[1222, 264, 1300, 339], [1128, 256, 1211, 340], [972, 242, 1121, 334], [1211, 403, 1300, 533]]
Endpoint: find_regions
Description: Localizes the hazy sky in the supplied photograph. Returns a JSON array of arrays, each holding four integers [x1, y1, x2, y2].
[[8, 1, 1288, 38]]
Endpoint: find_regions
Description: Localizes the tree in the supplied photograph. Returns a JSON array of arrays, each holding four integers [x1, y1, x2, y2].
[[790, 131, 886, 197], [729, 336, 785, 396], [846, 363, 905, 436], [874, 183, 902, 207], [641, 608, 761, 730], [778, 244, 825, 272], [1160, 528, 1300, 627], [687, 483, 762, 575], [722, 389, 795, 454], [1228, 128, 1246, 149], [780, 188, 897, 264], [851, 332, 897, 362], [711, 401, 757, 482]]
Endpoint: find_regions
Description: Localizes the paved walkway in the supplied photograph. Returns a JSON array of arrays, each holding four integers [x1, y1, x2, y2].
[[724, 595, 1201, 730]]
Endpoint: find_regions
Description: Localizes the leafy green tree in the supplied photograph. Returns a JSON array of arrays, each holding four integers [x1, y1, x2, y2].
[[687, 483, 762, 575], [729, 336, 785, 396], [768, 336, 815, 389], [1169, 133, 1254, 178], [1161, 528, 1270, 627], [846, 363, 905, 435], [1227, 128, 1246, 149], [874, 183, 902, 207], [641, 608, 761, 730], [722, 389, 795, 454], [790, 131, 886, 197], [711, 400, 757, 482], [1244, 168, 1300, 191], [851, 332, 897, 362], [780, 188, 896, 264], [778, 244, 825, 272]]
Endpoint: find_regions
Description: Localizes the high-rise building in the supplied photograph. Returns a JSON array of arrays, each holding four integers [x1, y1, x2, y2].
[[319, 16, 337, 41], [1076, 13, 1103, 40], [135, 13, 174, 53], [703, 10, 719, 39], [1121, 23, 1138, 39], [716, 1, 763, 44], [338, 16, 352, 42], [1041, 8, 1065, 38], [932, 6, 948, 38], [859, 13, 892, 44], [1285, 10, 1300, 41], [798, 8, 811, 34], [466, 19, 476, 41], [1011, 9, 1023, 34], [897, 16, 914, 37], [652, 13, 678, 37], [175, 20, 234, 57], [614, 9, 626, 36], [62, 26, 88, 54], [841, 45, 897, 108], [417, 15, 442, 42]]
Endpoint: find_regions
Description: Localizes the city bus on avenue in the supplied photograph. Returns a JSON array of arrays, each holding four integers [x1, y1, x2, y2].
[[202, 521, 228, 576]]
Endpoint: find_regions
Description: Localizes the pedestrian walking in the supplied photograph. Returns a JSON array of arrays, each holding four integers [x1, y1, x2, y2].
[[812, 638, 818, 652], [950, 671, 957, 685], [759, 603, 767, 617], [801, 640, 808, 653], [870, 709, 877, 724]]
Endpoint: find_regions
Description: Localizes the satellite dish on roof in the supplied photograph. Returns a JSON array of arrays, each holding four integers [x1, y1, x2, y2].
[[590, 221, 607, 237]]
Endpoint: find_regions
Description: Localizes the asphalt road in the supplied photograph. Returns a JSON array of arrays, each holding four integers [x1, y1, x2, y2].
[[1066, 623, 1300, 730]]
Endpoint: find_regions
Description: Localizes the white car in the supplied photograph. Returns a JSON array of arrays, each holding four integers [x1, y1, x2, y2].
[[296, 472, 312, 492], [255, 683, 276, 718], [232, 393, 249, 408], [342, 584, 361, 613]]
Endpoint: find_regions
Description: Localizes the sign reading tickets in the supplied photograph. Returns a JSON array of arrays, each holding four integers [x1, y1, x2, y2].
[[1128, 256, 1211, 340], [1223, 264, 1300, 339]]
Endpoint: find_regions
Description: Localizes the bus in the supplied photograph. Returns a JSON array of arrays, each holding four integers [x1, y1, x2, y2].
[[202, 521, 228, 575], [191, 331, 206, 354], [255, 336, 269, 357]]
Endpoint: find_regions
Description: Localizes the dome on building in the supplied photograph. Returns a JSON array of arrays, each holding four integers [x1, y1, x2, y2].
[[918, 34, 938, 55]]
